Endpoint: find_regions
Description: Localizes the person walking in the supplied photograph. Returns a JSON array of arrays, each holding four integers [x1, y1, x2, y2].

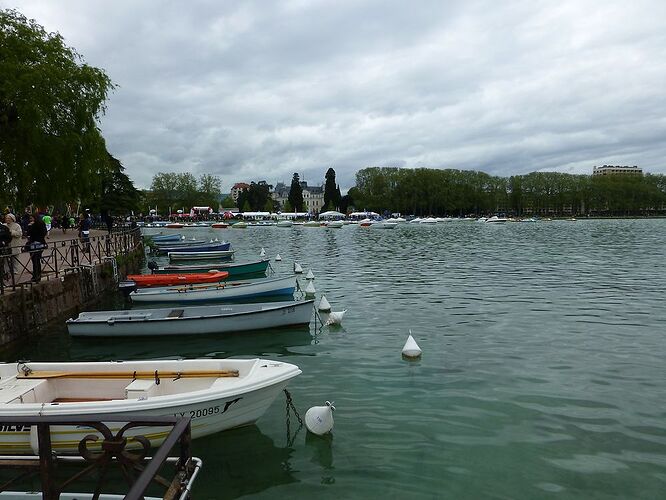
[[25, 213, 47, 282], [42, 213, 52, 238], [78, 213, 92, 253], [2, 213, 23, 283]]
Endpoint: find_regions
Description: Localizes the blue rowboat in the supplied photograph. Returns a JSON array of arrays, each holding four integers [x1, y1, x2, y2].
[[158, 242, 231, 253], [150, 233, 182, 242]]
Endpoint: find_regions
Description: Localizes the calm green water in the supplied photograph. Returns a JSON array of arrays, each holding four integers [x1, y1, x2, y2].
[[3, 219, 666, 499]]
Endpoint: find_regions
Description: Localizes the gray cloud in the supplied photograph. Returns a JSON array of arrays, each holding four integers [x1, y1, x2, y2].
[[5, 0, 666, 190]]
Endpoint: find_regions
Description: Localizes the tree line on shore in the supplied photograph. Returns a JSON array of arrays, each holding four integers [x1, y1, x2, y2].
[[348, 167, 666, 216]]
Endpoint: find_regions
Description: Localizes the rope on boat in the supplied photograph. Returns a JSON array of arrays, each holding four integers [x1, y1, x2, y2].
[[284, 388, 303, 447]]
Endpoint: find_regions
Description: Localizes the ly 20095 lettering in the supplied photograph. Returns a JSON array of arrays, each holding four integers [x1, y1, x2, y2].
[[175, 397, 242, 420]]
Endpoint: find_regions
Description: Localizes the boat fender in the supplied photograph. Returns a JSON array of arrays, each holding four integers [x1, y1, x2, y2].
[[402, 331, 422, 359], [304, 280, 316, 296], [325, 310, 347, 326], [305, 401, 335, 435], [318, 295, 331, 312]]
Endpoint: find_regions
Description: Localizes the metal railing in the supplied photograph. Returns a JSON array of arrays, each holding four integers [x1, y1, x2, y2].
[[0, 228, 142, 295], [0, 414, 199, 499]]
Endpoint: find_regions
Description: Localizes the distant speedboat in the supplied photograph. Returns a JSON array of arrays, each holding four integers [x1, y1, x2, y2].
[[211, 222, 228, 228], [420, 217, 437, 224], [327, 220, 344, 228], [276, 220, 293, 227], [303, 220, 320, 227], [486, 216, 509, 224]]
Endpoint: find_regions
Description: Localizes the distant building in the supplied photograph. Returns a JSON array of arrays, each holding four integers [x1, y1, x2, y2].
[[271, 182, 290, 210], [270, 180, 325, 214], [593, 165, 643, 176], [230, 182, 250, 202], [301, 181, 324, 215]]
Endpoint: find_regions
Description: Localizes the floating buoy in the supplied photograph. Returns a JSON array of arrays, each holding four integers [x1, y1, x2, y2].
[[260, 247, 266, 257], [275, 253, 282, 261], [214, 238, 219, 242], [305, 269, 315, 280], [402, 330, 422, 359], [304, 280, 316, 296], [325, 310, 347, 326], [294, 262, 303, 274], [318, 295, 331, 312], [305, 401, 335, 435]]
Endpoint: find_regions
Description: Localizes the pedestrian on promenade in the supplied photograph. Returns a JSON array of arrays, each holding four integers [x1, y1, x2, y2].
[[2, 213, 23, 283], [104, 211, 113, 235], [62, 213, 70, 234], [42, 213, 52, 238], [25, 213, 47, 282], [78, 213, 92, 252]]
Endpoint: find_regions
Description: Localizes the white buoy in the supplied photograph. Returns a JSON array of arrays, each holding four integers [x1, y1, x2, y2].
[[275, 253, 282, 261], [402, 330, 422, 359], [294, 262, 303, 274], [305, 269, 315, 280], [304, 280, 316, 296], [318, 295, 331, 312], [325, 310, 347, 326], [260, 247, 266, 257], [305, 401, 335, 435]]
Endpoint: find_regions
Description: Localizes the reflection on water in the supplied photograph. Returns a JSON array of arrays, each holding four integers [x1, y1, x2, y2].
[[3, 220, 666, 499]]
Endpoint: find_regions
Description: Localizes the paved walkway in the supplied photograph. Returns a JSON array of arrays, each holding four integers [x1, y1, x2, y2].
[[3, 228, 109, 287]]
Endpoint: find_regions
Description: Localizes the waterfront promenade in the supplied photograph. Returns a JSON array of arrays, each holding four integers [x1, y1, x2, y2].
[[5, 229, 108, 291]]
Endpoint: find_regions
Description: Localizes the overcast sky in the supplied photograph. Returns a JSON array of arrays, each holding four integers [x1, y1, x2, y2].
[[5, 0, 666, 191]]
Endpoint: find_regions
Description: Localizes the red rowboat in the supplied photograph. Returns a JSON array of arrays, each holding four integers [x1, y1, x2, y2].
[[125, 271, 229, 287]]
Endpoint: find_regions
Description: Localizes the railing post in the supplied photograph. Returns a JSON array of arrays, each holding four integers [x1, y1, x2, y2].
[[38, 422, 57, 499]]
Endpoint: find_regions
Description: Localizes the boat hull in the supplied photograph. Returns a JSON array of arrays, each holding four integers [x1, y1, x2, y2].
[[67, 300, 313, 337], [125, 271, 229, 287], [168, 250, 235, 261], [0, 359, 300, 454], [154, 259, 270, 279], [129, 276, 296, 303], [158, 242, 230, 253]]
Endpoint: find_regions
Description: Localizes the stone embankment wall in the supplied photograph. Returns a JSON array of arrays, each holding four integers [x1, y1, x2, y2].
[[0, 246, 144, 347]]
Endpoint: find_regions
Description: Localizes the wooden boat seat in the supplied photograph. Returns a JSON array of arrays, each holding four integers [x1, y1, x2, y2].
[[167, 309, 184, 318]]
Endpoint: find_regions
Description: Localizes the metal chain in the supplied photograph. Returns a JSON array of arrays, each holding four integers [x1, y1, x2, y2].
[[284, 389, 303, 446]]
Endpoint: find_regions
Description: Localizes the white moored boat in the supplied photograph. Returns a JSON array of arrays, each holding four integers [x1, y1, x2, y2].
[[67, 300, 314, 337], [129, 276, 296, 303], [0, 358, 301, 454]]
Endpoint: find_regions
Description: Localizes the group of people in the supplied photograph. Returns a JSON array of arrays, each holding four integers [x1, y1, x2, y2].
[[0, 211, 93, 285]]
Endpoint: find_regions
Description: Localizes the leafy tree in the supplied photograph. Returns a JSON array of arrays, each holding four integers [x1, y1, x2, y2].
[[288, 173, 304, 212], [198, 174, 221, 210], [0, 9, 114, 208], [264, 198, 275, 213], [85, 153, 140, 215], [282, 200, 293, 213], [220, 196, 236, 208]]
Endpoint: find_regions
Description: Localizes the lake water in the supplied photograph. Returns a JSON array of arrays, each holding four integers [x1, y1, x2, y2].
[[3, 219, 665, 499]]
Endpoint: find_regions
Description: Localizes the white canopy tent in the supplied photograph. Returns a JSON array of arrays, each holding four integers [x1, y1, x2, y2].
[[318, 210, 345, 219]]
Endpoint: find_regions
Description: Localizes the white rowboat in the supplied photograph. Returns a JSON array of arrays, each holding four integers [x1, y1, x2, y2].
[[67, 300, 314, 337], [129, 276, 296, 303], [0, 358, 300, 454]]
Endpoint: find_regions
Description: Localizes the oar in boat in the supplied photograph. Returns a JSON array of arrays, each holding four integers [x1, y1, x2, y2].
[[17, 369, 239, 379]]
